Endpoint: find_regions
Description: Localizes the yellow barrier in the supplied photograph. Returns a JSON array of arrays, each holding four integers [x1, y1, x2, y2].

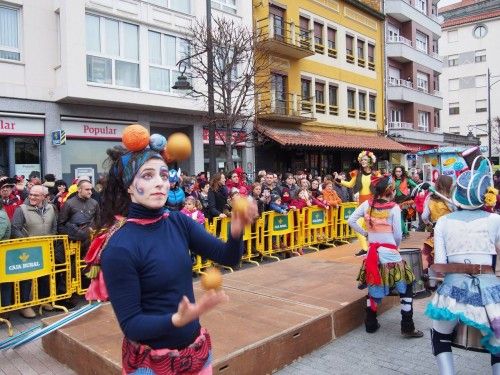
[[300, 206, 329, 252], [261, 210, 301, 259], [337, 202, 358, 243], [0, 235, 73, 335], [192, 221, 214, 275]]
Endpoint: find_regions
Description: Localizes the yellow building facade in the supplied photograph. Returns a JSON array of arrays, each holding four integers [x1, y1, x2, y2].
[[253, 0, 407, 174]]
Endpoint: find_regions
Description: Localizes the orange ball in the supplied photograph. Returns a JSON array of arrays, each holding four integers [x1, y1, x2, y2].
[[161, 148, 175, 164], [201, 267, 222, 290], [232, 196, 249, 216], [166, 132, 192, 161], [123, 124, 150, 151]]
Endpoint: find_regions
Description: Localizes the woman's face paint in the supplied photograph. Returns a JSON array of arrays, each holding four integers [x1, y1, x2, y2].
[[128, 159, 170, 209]]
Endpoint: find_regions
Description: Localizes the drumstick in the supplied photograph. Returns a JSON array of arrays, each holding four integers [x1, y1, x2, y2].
[[407, 179, 456, 207]]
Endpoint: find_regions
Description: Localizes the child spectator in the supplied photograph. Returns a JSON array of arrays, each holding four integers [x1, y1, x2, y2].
[[322, 181, 342, 208], [180, 196, 206, 225], [251, 182, 266, 215], [269, 194, 288, 214], [198, 180, 210, 218], [310, 179, 320, 198]]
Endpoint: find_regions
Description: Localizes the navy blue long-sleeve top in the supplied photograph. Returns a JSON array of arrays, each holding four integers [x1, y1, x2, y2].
[[101, 202, 243, 350]]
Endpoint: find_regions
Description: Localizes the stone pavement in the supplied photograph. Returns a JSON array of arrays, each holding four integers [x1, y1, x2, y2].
[[276, 297, 491, 375]]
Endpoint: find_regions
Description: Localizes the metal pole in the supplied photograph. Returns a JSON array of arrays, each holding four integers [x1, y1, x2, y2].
[[206, 0, 217, 176], [488, 68, 492, 159]]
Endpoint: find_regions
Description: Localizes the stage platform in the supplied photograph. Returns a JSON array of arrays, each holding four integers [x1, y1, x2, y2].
[[42, 232, 427, 375]]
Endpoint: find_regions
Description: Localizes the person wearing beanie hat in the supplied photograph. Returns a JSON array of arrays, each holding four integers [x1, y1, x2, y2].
[[269, 194, 288, 214], [86, 125, 258, 374], [348, 175, 423, 339], [425, 149, 500, 374]]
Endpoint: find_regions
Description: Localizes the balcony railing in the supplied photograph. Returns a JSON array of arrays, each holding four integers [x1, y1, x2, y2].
[[359, 110, 367, 120], [257, 91, 315, 123], [358, 58, 366, 68], [368, 58, 375, 71], [329, 105, 339, 116], [346, 53, 355, 64], [255, 17, 314, 59], [388, 77, 413, 89], [387, 35, 412, 47], [348, 108, 356, 118], [430, 52, 441, 61], [418, 124, 429, 132], [388, 121, 414, 129]]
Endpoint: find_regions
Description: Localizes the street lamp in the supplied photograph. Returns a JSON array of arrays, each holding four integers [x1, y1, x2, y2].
[[173, 0, 217, 176], [487, 68, 500, 159]]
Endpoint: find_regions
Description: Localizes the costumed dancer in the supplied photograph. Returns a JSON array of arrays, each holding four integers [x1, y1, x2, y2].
[[338, 150, 378, 256], [425, 147, 500, 375], [391, 165, 413, 238], [348, 175, 423, 338], [420, 175, 454, 289], [84, 124, 257, 375]]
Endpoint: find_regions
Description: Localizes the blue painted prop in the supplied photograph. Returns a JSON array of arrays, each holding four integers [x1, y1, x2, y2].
[[0, 302, 102, 351], [0, 324, 41, 350]]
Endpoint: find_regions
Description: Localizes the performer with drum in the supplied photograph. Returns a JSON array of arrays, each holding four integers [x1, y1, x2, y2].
[[348, 174, 423, 337], [339, 150, 378, 257], [426, 147, 500, 374]]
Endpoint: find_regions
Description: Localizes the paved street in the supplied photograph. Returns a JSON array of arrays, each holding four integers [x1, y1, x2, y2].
[[276, 297, 491, 375]]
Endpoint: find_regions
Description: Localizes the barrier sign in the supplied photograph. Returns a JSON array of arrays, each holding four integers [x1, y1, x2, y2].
[[272, 214, 289, 232], [341, 205, 356, 222], [0, 240, 51, 282], [309, 209, 326, 228]]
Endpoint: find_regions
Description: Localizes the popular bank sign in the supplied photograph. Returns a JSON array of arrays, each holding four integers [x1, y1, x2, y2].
[[61, 120, 138, 140]]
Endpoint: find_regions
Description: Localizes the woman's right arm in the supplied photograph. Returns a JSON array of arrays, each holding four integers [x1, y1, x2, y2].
[[101, 246, 178, 342], [347, 201, 368, 236]]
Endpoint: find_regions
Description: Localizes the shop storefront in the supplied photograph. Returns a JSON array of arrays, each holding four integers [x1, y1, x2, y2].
[[59, 117, 135, 185], [0, 113, 45, 178], [202, 128, 247, 173]]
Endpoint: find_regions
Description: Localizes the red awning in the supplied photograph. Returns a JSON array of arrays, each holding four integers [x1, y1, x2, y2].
[[257, 124, 409, 152], [202, 129, 246, 146], [400, 143, 436, 154]]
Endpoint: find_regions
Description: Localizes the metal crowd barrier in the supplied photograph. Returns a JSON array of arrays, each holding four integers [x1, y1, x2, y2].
[[0, 202, 358, 336]]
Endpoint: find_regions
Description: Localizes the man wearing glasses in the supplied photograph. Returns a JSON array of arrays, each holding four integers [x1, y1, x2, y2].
[[11, 185, 57, 318]]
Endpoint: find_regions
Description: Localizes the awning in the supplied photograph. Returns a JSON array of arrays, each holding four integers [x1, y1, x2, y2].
[[400, 143, 436, 154], [257, 124, 409, 152]]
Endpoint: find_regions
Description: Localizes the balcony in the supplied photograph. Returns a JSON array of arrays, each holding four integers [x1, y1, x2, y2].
[[387, 78, 443, 109], [386, 36, 442, 73], [257, 91, 316, 123], [385, 0, 441, 37], [256, 17, 315, 59], [388, 121, 414, 130]]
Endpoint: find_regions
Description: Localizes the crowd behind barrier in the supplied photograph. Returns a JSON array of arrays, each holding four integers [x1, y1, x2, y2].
[[0, 202, 357, 336]]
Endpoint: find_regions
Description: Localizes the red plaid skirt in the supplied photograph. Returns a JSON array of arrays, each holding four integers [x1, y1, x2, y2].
[[122, 328, 212, 375]]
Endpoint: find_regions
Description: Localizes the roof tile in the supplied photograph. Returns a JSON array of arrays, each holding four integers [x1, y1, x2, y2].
[[442, 9, 500, 27]]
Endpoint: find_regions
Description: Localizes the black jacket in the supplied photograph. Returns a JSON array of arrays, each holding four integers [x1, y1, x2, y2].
[[207, 186, 228, 219]]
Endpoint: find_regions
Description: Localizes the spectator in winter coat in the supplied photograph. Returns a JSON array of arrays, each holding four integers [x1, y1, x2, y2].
[[322, 181, 342, 208], [165, 169, 185, 212], [269, 194, 288, 214], [197, 181, 210, 219], [333, 172, 354, 202], [180, 196, 206, 225], [0, 177, 22, 220], [207, 172, 228, 219]]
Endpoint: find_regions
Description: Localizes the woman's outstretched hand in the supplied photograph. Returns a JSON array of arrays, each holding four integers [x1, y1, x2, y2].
[[171, 290, 229, 328], [230, 198, 259, 239]]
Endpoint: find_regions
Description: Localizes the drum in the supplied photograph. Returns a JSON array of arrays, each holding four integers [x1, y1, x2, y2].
[[452, 322, 487, 353], [399, 248, 425, 294]]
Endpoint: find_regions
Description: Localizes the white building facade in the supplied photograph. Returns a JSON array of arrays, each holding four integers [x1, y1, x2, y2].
[[439, 0, 500, 161], [0, 0, 254, 182]]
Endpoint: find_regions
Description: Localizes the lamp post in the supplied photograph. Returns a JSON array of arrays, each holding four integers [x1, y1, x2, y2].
[[173, 0, 217, 176], [487, 68, 500, 160]]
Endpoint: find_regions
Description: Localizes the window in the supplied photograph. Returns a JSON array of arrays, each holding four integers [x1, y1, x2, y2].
[[475, 75, 487, 87], [315, 82, 325, 113], [270, 5, 285, 40], [415, 31, 428, 53], [449, 78, 459, 91], [327, 27, 336, 58], [448, 30, 458, 42], [369, 95, 376, 121], [147, 0, 191, 14], [86, 14, 139, 88], [301, 78, 312, 111], [0, 5, 21, 61], [314, 22, 324, 53], [328, 84, 338, 115], [211, 0, 237, 14], [367, 44, 375, 70], [415, 0, 426, 13], [448, 55, 458, 67], [346, 35, 354, 63], [475, 50, 486, 63], [416, 72, 428, 93], [347, 89, 356, 118], [358, 92, 366, 119], [299, 16, 310, 48], [418, 111, 429, 131], [476, 99, 487, 113], [473, 25, 487, 39], [148, 30, 190, 92], [357, 39, 365, 66], [449, 102, 459, 115], [271, 73, 287, 114], [390, 109, 402, 123]]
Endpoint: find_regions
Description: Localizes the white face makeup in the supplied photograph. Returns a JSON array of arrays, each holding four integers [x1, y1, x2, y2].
[[360, 156, 370, 168], [128, 158, 170, 209]]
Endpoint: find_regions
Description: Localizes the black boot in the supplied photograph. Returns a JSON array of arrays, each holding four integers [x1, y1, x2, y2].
[[401, 310, 423, 338], [365, 307, 380, 333]]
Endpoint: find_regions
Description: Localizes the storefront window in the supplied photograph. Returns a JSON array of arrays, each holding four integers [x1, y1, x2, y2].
[[14, 138, 41, 179], [60, 139, 120, 185]]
